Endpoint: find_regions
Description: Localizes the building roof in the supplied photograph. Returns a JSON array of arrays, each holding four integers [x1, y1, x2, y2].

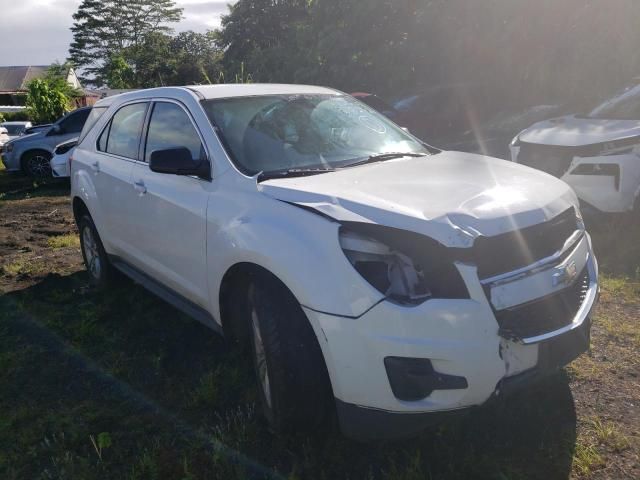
[[0, 66, 51, 93]]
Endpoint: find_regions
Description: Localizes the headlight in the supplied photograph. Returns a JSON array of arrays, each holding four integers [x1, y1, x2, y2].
[[340, 229, 431, 304], [510, 135, 521, 147]]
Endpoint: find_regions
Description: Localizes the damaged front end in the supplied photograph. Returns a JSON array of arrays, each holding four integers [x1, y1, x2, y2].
[[337, 206, 596, 346], [338, 223, 469, 305]]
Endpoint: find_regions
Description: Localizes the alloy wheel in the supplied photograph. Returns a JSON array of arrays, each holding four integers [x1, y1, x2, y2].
[[82, 226, 101, 280], [27, 154, 52, 177], [251, 307, 273, 408]]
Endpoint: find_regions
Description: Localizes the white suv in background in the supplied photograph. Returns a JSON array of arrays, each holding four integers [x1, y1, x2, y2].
[[70, 85, 598, 440], [510, 82, 640, 215]]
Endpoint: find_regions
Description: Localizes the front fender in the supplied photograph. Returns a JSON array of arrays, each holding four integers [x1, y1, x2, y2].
[[207, 189, 383, 323]]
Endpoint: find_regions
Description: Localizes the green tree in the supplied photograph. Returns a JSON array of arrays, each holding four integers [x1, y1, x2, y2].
[[25, 63, 81, 123], [68, 0, 183, 86], [119, 30, 222, 88], [103, 54, 136, 89], [170, 31, 223, 85], [26, 79, 71, 124], [215, 0, 311, 83]]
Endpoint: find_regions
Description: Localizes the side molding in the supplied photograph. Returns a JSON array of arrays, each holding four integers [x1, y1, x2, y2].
[[109, 255, 222, 335]]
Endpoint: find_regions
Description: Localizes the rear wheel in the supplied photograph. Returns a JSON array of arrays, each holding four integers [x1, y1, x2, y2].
[[21, 150, 52, 178], [78, 214, 115, 289], [246, 276, 332, 433]]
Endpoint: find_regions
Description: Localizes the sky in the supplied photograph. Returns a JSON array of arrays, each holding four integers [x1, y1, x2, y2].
[[0, 0, 232, 66]]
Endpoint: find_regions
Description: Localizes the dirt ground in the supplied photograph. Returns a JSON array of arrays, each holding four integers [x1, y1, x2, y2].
[[0, 169, 638, 480]]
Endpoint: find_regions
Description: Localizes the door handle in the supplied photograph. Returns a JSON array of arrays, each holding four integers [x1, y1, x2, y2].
[[91, 161, 100, 172], [134, 180, 147, 194]]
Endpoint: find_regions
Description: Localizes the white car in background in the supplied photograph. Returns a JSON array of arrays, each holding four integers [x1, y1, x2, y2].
[[49, 99, 114, 178], [50, 137, 78, 178], [0, 121, 32, 140], [510, 83, 640, 215], [70, 85, 598, 440], [0, 127, 9, 147]]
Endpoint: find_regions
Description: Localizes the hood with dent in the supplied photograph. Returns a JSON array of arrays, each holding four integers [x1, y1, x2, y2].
[[259, 152, 577, 248], [518, 114, 640, 147]]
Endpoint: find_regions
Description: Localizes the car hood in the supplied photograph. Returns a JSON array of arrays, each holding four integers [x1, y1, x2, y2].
[[518, 114, 640, 147], [258, 152, 577, 248], [8, 130, 46, 145]]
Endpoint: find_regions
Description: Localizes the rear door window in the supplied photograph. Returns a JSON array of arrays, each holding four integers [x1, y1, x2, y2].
[[99, 103, 148, 159]]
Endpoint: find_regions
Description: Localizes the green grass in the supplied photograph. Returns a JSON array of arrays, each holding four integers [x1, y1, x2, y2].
[[0, 275, 585, 479], [1, 257, 48, 277], [588, 417, 630, 453], [48, 234, 80, 249], [572, 442, 605, 477]]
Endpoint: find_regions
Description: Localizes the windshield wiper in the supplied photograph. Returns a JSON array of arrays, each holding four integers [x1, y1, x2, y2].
[[344, 152, 427, 168], [257, 167, 336, 182]]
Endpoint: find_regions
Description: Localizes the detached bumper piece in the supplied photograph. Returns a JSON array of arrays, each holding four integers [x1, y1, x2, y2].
[[384, 357, 468, 401]]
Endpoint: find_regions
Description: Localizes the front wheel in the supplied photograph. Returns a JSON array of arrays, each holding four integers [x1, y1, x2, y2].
[[21, 150, 52, 178], [78, 214, 115, 289], [247, 277, 332, 433]]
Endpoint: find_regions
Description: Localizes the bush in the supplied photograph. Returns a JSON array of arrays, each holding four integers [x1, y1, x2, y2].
[[2, 110, 32, 122]]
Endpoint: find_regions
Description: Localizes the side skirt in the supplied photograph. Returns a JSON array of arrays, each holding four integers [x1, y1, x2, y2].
[[109, 255, 223, 335]]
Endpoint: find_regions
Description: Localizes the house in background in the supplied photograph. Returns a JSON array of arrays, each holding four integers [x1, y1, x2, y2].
[[0, 65, 93, 113]]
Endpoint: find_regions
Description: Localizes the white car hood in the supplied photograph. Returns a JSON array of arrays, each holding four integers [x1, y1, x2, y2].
[[259, 152, 577, 248], [518, 115, 640, 147]]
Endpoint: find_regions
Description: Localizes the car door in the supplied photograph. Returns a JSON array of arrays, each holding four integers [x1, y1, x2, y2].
[[89, 101, 149, 257], [130, 100, 210, 308]]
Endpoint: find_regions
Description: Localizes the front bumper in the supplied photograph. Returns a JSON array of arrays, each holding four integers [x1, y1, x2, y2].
[[1, 151, 20, 172], [50, 154, 70, 178], [304, 234, 598, 440]]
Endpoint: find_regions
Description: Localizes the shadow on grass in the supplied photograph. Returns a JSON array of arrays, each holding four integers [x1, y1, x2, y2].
[[0, 178, 70, 202], [1, 271, 578, 479]]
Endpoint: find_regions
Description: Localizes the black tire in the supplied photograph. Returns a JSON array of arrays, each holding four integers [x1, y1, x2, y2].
[[247, 276, 332, 433], [78, 214, 115, 289], [21, 150, 52, 178]]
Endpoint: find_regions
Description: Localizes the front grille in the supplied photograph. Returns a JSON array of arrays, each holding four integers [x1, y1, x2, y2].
[[473, 207, 578, 279], [517, 143, 576, 177], [495, 266, 590, 339]]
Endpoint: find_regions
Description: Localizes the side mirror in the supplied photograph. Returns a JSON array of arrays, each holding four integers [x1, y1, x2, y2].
[[149, 147, 211, 180], [49, 124, 63, 136]]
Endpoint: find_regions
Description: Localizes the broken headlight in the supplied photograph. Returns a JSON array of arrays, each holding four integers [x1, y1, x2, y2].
[[340, 228, 432, 304]]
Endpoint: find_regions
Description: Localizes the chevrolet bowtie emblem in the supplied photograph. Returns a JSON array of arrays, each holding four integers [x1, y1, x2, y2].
[[552, 261, 578, 287]]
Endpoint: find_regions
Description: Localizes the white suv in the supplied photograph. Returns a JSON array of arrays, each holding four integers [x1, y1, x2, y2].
[[71, 85, 598, 440]]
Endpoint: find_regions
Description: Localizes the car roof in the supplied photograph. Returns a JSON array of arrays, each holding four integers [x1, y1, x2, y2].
[[93, 84, 342, 107]]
